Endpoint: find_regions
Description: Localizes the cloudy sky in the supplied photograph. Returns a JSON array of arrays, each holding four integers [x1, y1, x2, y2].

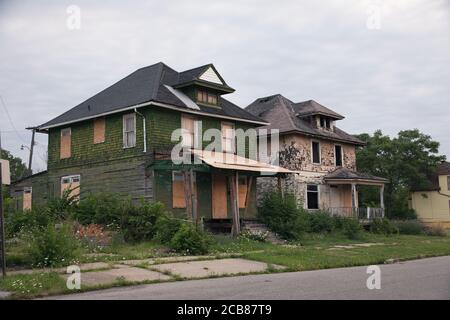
[[0, 0, 449, 172]]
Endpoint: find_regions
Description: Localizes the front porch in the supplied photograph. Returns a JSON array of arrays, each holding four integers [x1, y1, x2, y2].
[[324, 167, 389, 221]]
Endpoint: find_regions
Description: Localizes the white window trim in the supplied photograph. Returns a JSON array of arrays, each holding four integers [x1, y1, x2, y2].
[[306, 184, 320, 210], [311, 140, 321, 165], [61, 174, 81, 184], [123, 113, 136, 148], [334, 144, 344, 167], [221, 121, 235, 153]]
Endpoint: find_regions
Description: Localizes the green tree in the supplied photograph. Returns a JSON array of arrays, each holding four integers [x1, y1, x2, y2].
[[355, 129, 446, 219], [1, 149, 30, 182]]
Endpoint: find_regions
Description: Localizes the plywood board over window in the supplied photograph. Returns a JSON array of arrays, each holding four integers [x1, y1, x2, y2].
[[61, 175, 80, 202], [93, 118, 105, 144], [172, 171, 186, 208], [23, 187, 32, 210], [60, 128, 71, 159], [238, 177, 248, 208]]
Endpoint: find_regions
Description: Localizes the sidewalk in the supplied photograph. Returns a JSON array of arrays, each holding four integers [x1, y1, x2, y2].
[[6, 254, 284, 290]]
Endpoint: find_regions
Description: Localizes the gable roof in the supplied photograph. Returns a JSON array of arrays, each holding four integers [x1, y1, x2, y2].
[[38, 62, 265, 130], [245, 94, 364, 145], [411, 162, 450, 192]]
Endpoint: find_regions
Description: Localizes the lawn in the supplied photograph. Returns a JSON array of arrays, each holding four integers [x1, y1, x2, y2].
[[1, 231, 449, 299]]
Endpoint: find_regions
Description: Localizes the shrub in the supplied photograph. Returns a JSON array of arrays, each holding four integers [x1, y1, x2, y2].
[[424, 224, 447, 237], [74, 223, 113, 251], [5, 206, 54, 238], [370, 218, 399, 236], [121, 201, 167, 242], [26, 223, 79, 268], [154, 216, 184, 244], [169, 223, 213, 255], [307, 211, 334, 233], [258, 192, 309, 240], [392, 220, 424, 235], [72, 193, 123, 227], [341, 218, 363, 239]]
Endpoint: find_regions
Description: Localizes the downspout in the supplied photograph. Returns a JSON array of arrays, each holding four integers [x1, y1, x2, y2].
[[134, 108, 147, 153]]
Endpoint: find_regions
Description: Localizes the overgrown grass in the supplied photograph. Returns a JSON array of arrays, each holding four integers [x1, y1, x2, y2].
[[242, 233, 450, 271], [0, 272, 68, 299]]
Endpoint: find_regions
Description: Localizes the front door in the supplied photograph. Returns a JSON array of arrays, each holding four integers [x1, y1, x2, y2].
[[212, 173, 228, 219]]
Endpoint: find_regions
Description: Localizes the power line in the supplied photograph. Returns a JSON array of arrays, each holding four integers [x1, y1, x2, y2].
[[0, 95, 28, 144]]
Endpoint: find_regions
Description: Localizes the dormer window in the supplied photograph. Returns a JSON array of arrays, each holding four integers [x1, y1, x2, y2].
[[318, 116, 332, 130], [197, 90, 218, 106]]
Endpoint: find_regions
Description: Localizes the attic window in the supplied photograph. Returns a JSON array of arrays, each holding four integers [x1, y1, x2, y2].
[[60, 128, 71, 159], [197, 90, 218, 105]]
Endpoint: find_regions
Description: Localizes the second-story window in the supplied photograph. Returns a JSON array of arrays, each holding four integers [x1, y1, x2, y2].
[[181, 115, 197, 148], [221, 122, 235, 153], [123, 113, 136, 148], [197, 90, 218, 105], [60, 128, 71, 159], [93, 118, 105, 144], [335, 145, 343, 167], [312, 141, 320, 164]]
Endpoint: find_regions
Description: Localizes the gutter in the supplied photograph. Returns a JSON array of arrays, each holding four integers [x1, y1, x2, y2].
[[36, 101, 269, 131], [134, 108, 147, 153]]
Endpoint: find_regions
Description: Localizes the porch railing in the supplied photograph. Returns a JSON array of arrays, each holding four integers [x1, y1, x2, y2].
[[328, 207, 385, 220]]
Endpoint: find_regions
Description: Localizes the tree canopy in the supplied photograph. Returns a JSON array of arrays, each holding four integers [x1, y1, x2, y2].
[[355, 129, 446, 219], [1, 149, 30, 182]]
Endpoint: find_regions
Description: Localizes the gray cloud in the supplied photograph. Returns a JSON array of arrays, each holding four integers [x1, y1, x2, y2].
[[0, 0, 449, 172]]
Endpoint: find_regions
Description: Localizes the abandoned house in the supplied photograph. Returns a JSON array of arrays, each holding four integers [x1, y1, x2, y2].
[[10, 62, 292, 233], [245, 94, 388, 219]]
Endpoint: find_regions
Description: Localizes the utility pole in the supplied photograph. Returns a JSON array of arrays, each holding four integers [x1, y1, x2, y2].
[[28, 128, 35, 172], [0, 130, 6, 277]]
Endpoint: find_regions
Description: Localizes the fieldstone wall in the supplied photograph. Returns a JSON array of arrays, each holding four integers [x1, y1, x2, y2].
[[257, 133, 357, 208]]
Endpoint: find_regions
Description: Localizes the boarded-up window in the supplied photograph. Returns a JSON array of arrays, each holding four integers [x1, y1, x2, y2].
[[172, 171, 186, 208], [61, 175, 80, 202], [221, 122, 235, 153], [93, 118, 105, 144], [181, 115, 196, 148], [238, 177, 248, 209], [23, 187, 32, 211], [123, 114, 136, 148], [60, 128, 71, 159], [312, 141, 320, 164]]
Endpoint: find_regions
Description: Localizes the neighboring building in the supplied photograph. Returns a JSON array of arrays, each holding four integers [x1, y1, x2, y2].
[[246, 94, 388, 218], [11, 62, 291, 232], [410, 162, 450, 229]]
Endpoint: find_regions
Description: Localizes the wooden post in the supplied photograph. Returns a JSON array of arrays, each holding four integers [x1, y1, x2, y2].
[[380, 184, 385, 218], [351, 183, 357, 218], [183, 170, 192, 219], [28, 128, 35, 172], [229, 172, 240, 237], [190, 169, 198, 225], [0, 131, 6, 277], [244, 176, 253, 219]]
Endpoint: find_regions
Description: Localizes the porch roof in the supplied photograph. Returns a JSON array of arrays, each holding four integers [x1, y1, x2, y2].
[[324, 167, 388, 185], [192, 150, 294, 174]]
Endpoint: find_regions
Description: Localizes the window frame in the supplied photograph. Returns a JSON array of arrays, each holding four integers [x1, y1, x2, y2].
[[221, 122, 235, 153], [123, 113, 136, 148], [60, 127, 72, 159], [334, 144, 343, 167], [93, 117, 106, 144], [197, 89, 218, 106], [306, 184, 320, 210], [311, 140, 321, 164], [181, 115, 198, 149]]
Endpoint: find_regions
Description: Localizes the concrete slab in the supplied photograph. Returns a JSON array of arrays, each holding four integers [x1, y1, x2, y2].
[[65, 267, 172, 287], [0, 291, 12, 299], [151, 258, 282, 279]]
